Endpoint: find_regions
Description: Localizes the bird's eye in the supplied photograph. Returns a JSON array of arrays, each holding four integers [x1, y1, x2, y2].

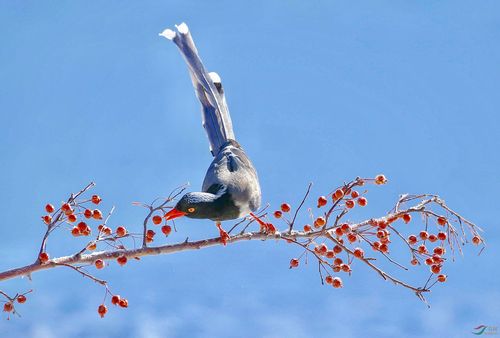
[[188, 207, 196, 213]]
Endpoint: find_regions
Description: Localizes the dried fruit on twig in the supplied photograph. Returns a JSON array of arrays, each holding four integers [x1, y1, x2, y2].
[[281, 203, 291, 212], [161, 225, 172, 236], [39, 252, 49, 264], [95, 259, 104, 269], [97, 304, 107, 318]]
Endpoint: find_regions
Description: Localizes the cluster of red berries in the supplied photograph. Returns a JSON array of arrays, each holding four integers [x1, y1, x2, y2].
[[2, 294, 27, 315], [150, 213, 173, 238], [284, 174, 482, 291], [273, 203, 291, 219], [330, 188, 368, 210], [404, 215, 457, 280], [287, 176, 389, 288], [97, 294, 129, 318]]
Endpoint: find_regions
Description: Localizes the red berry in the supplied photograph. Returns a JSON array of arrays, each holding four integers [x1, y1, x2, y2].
[[379, 243, 389, 253], [92, 209, 103, 220], [67, 214, 77, 223], [99, 226, 112, 236], [419, 231, 429, 240], [71, 227, 80, 237], [418, 244, 427, 254], [303, 224, 312, 232], [431, 264, 442, 274], [111, 295, 121, 305], [341, 264, 351, 272], [432, 254, 443, 264], [347, 233, 357, 243], [334, 257, 343, 266], [353, 247, 364, 259], [146, 229, 156, 239], [437, 232, 447, 241], [378, 221, 388, 229], [39, 252, 49, 264], [411, 258, 418, 266], [116, 226, 127, 237], [402, 214, 411, 224], [333, 245, 342, 254], [318, 244, 328, 254], [77, 222, 88, 232], [408, 235, 417, 245], [42, 215, 52, 224], [326, 250, 335, 259], [333, 189, 344, 201], [425, 257, 434, 266], [428, 234, 438, 243], [95, 259, 104, 269], [314, 217, 326, 228], [61, 203, 71, 212], [98, 304, 107, 318], [437, 217, 447, 226], [350, 191, 360, 198], [290, 258, 299, 268], [16, 295, 27, 304], [345, 200, 355, 209], [472, 235, 482, 245], [332, 277, 343, 288], [87, 242, 97, 251], [17, 295, 26, 304], [325, 275, 334, 285], [84, 209, 93, 219], [161, 225, 172, 236], [117, 255, 128, 266], [91, 195, 102, 205], [273, 210, 282, 219], [317, 196, 328, 208], [118, 298, 128, 308], [433, 247, 445, 255], [357, 197, 367, 207], [372, 241, 381, 251], [152, 215, 162, 225], [437, 274, 447, 282], [375, 174, 387, 185], [3, 302, 13, 312], [280, 203, 291, 213], [45, 204, 55, 213], [334, 227, 343, 237]]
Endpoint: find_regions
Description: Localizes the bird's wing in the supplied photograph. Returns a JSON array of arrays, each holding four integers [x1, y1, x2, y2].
[[160, 23, 235, 156], [201, 143, 261, 213]]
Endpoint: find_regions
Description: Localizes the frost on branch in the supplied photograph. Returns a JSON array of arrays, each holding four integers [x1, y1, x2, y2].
[[0, 175, 484, 318]]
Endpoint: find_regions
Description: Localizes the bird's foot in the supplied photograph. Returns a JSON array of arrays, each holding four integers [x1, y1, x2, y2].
[[216, 222, 230, 246], [249, 213, 276, 234]]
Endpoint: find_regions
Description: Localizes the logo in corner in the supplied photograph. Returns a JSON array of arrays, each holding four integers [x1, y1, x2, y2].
[[473, 325, 498, 335]]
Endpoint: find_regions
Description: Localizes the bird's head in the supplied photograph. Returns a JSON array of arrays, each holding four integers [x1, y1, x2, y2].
[[165, 192, 214, 220]]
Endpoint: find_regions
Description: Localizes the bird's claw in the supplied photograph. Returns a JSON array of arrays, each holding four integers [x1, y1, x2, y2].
[[216, 223, 230, 246]]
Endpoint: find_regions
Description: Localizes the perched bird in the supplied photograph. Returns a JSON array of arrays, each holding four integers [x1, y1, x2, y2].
[[159, 23, 261, 244]]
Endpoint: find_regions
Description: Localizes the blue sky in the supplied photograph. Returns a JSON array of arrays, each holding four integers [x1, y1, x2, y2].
[[1, 1, 499, 337]]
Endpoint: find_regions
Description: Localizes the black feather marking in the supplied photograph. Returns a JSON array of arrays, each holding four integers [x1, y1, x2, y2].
[[206, 183, 225, 195]]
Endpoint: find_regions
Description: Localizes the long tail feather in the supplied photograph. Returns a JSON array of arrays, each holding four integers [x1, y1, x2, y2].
[[160, 23, 235, 156]]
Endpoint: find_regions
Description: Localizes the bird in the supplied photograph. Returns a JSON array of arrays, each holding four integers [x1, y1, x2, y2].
[[159, 23, 262, 244]]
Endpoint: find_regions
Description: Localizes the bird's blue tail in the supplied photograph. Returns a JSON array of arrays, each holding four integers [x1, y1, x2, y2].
[[160, 23, 235, 156]]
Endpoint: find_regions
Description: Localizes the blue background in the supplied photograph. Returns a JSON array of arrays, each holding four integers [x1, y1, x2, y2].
[[1, 1, 498, 337]]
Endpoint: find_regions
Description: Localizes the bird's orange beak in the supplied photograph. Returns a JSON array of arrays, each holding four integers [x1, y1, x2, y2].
[[164, 208, 187, 220]]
